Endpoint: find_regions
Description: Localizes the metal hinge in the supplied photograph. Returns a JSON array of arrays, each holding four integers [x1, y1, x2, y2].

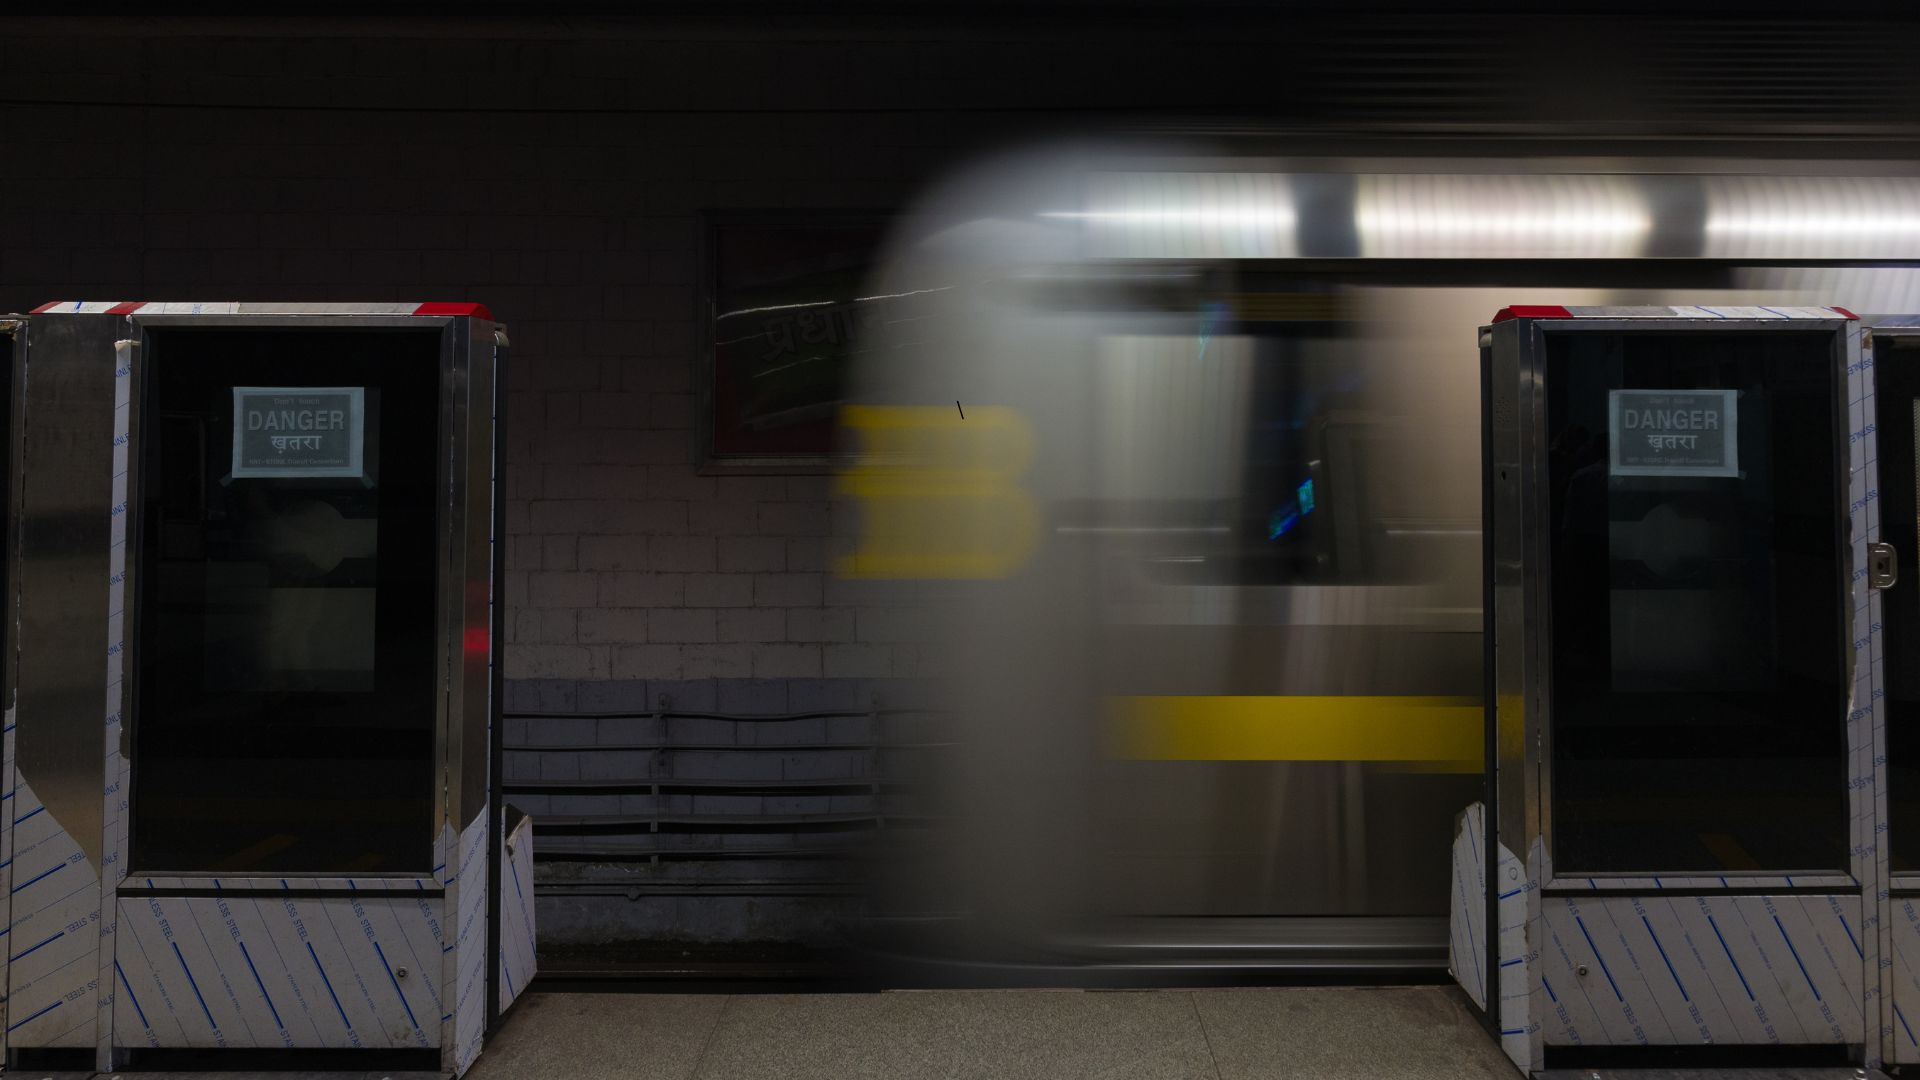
[[1868, 542, 1899, 591]]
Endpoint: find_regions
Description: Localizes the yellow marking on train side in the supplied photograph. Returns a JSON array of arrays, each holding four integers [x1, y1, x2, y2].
[[835, 405, 1040, 579], [1110, 695, 1483, 769]]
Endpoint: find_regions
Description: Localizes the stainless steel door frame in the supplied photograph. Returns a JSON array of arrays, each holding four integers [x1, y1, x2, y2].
[[8, 311, 126, 1062], [0, 317, 22, 1057], [1479, 306, 1879, 1071], [107, 310, 485, 1069], [109, 313, 461, 894], [1497, 313, 1865, 892], [1861, 319, 1920, 1065]]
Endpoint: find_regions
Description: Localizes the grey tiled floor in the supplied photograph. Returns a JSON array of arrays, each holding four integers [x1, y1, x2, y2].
[[466, 986, 1521, 1080]]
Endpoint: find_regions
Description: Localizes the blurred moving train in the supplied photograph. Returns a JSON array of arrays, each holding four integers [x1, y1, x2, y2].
[[828, 143, 1920, 975]]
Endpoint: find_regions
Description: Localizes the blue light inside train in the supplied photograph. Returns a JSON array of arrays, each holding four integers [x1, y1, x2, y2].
[[1268, 479, 1316, 540]]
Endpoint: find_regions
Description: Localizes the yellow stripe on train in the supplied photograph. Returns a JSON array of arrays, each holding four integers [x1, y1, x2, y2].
[[1110, 695, 1484, 770]]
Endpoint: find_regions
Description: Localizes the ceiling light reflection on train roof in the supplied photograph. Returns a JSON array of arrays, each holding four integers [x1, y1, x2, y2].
[[1356, 174, 1653, 259], [1703, 177, 1920, 259], [1043, 172, 1299, 259]]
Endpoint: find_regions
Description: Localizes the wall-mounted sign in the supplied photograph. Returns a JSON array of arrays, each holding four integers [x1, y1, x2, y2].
[[1608, 388, 1738, 478], [231, 386, 365, 478]]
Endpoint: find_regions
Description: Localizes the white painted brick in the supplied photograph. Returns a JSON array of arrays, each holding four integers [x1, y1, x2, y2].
[[529, 570, 598, 609], [506, 644, 607, 680], [754, 572, 822, 607], [505, 534, 540, 571], [753, 644, 822, 679], [579, 391, 647, 428], [685, 573, 754, 607], [599, 572, 685, 607], [544, 464, 649, 500], [682, 643, 753, 678], [579, 608, 649, 644], [785, 475, 830, 501], [614, 643, 683, 680], [824, 643, 893, 679], [715, 476, 787, 502], [537, 609, 578, 644], [543, 536, 577, 571], [717, 608, 785, 643], [687, 500, 759, 535], [785, 537, 831, 572], [644, 464, 716, 502], [580, 536, 649, 572], [650, 393, 693, 429], [787, 608, 854, 643], [648, 535, 716, 572], [717, 537, 785, 572], [531, 499, 687, 535], [650, 607, 717, 643], [757, 501, 829, 536]]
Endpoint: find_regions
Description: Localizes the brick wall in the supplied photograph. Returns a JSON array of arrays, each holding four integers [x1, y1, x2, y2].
[[0, 15, 1279, 946]]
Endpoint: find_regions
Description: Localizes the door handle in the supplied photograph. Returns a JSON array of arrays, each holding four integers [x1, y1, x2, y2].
[[1869, 542, 1899, 591]]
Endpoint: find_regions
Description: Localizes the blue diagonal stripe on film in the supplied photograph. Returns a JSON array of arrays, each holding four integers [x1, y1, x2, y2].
[[1640, 915, 1689, 1002], [1837, 911, 1864, 960], [373, 940, 419, 1031], [115, 959, 150, 1030], [1899, 1003, 1918, 1047], [11, 860, 66, 893], [9, 929, 63, 962], [171, 940, 217, 1028], [308, 941, 351, 1030], [1772, 915, 1820, 1000], [1542, 976, 1558, 1003], [6, 998, 59, 1032], [12, 805, 44, 825], [238, 941, 283, 1030], [1573, 915, 1623, 1002], [1705, 914, 1755, 1001]]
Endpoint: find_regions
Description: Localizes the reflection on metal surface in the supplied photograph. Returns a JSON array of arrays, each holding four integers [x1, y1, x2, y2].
[[1356, 174, 1653, 259], [1706, 176, 1920, 259], [1063, 172, 1298, 259], [17, 313, 118, 872], [1110, 695, 1481, 767]]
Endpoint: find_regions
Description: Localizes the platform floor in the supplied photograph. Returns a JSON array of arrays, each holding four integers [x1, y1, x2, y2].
[[466, 985, 1520, 1080]]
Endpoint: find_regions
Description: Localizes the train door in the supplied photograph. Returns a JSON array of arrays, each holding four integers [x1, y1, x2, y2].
[[1868, 322, 1920, 1066]]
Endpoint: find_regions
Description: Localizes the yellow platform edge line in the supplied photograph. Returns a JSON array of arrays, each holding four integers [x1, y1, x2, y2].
[[1110, 695, 1484, 770]]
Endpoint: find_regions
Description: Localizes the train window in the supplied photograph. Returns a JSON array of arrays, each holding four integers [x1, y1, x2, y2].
[[1876, 342, 1920, 873], [1100, 324, 1431, 586], [1543, 330, 1848, 875]]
